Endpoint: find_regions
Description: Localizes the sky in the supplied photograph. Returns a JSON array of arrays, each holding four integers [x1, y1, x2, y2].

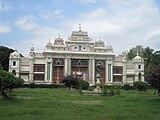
[[0, 0, 160, 56]]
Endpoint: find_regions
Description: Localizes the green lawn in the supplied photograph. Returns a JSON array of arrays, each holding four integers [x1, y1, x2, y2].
[[0, 88, 160, 120]]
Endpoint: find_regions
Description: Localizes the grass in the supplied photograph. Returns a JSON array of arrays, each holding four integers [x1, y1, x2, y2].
[[0, 88, 160, 120]]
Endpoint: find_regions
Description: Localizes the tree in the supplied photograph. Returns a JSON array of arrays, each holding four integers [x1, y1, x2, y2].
[[142, 47, 156, 72], [146, 68, 160, 96], [62, 75, 79, 90], [0, 46, 14, 71], [0, 46, 23, 71], [127, 45, 144, 60], [0, 69, 24, 99]]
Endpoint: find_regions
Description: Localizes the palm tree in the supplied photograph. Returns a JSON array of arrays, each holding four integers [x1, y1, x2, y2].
[[142, 47, 159, 73]]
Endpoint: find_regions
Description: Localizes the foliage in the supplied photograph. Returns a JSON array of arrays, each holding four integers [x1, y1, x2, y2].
[[122, 84, 134, 90], [143, 47, 160, 73], [0, 46, 23, 71], [0, 46, 15, 71], [102, 85, 120, 96], [79, 80, 89, 90], [0, 69, 24, 99], [62, 75, 79, 90], [127, 45, 144, 60], [146, 68, 160, 95], [133, 81, 148, 91], [29, 83, 36, 88], [79, 87, 83, 95]]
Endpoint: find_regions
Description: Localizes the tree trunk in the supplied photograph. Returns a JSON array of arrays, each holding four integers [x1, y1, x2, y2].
[[0, 91, 10, 100]]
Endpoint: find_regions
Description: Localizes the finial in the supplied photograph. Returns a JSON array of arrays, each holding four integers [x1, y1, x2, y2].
[[49, 38, 50, 43], [79, 24, 81, 31], [99, 35, 101, 40], [30, 44, 34, 51], [137, 52, 139, 56], [58, 33, 60, 38]]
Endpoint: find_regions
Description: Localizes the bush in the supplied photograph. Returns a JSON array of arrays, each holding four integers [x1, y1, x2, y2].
[[62, 75, 79, 90], [122, 84, 134, 90], [0, 69, 24, 99], [88, 86, 95, 91], [133, 81, 148, 91], [29, 83, 35, 88], [102, 86, 120, 96], [79, 80, 89, 90]]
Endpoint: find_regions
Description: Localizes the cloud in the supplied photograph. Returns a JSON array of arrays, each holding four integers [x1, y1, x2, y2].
[[15, 15, 39, 30], [11, 0, 160, 56], [61, 0, 160, 54], [78, 0, 97, 4], [14, 15, 60, 56], [0, 24, 11, 33], [40, 9, 63, 19], [0, 0, 13, 12]]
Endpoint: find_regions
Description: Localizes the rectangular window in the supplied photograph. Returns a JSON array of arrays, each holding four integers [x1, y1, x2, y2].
[[108, 64, 111, 82], [13, 61, 16, 66], [47, 62, 50, 81], [113, 76, 122, 82], [138, 65, 141, 69], [34, 64, 45, 72], [34, 74, 44, 81], [138, 73, 141, 81], [79, 46, 81, 51], [113, 66, 123, 74]]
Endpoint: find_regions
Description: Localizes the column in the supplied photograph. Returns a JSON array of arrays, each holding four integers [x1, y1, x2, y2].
[[65, 58, 68, 76], [123, 61, 127, 84], [68, 58, 71, 75], [45, 58, 52, 82], [106, 60, 113, 83], [105, 60, 108, 84], [92, 59, 95, 85], [111, 64, 113, 83], [29, 59, 34, 83], [88, 59, 92, 84], [50, 60, 53, 82]]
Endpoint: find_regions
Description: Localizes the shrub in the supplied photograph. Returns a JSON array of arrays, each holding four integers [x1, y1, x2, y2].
[[62, 75, 79, 90], [79, 80, 89, 90], [29, 83, 35, 88], [79, 87, 83, 95], [0, 69, 24, 99], [102, 86, 120, 96], [122, 84, 134, 90], [133, 81, 148, 91], [88, 86, 95, 91], [102, 87, 108, 96]]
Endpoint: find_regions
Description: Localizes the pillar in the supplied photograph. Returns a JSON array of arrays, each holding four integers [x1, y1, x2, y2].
[[92, 59, 95, 85]]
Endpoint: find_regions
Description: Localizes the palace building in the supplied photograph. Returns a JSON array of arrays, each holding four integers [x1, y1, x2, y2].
[[9, 26, 144, 85]]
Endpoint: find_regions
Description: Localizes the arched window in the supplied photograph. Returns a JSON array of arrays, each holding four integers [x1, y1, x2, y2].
[[12, 70, 16, 76], [138, 73, 141, 81]]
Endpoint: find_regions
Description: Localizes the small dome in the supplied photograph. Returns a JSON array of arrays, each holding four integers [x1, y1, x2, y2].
[[95, 37, 104, 43], [133, 53, 142, 60], [54, 34, 64, 45], [11, 51, 20, 57], [96, 38, 101, 42], [46, 41, 52, 47], [30, 46, 34, 51], [107, 45, 113, 49]]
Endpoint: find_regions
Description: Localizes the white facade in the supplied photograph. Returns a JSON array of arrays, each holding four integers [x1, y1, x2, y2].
[[9, 27, 144, 85]]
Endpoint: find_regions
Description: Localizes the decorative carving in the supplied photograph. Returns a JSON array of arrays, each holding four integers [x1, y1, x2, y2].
[[71, 59, 88, 66], [53, 59, 64, 65]]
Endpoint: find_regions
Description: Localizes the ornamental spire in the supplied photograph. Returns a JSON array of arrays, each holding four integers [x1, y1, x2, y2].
[[58, 33, 60, 38], [79, 24, 81, 31]]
